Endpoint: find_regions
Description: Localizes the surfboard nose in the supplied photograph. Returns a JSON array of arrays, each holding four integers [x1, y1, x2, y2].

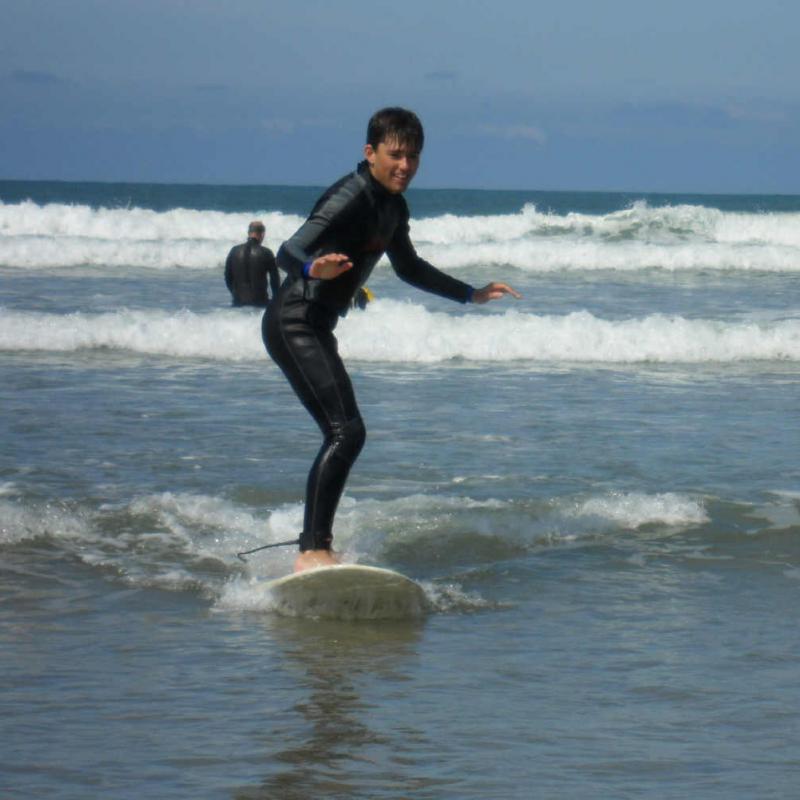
[[264, 564, 429, 620]]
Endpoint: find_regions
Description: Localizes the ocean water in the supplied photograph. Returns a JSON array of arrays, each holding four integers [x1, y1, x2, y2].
[[1, 178, 800, 799]]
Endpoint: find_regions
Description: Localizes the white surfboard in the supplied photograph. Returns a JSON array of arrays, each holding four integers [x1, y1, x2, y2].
[[265, 564, 428, 620]]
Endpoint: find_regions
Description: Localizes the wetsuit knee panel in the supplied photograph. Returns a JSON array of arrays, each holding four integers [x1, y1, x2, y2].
[[330, 416, 366, 462]]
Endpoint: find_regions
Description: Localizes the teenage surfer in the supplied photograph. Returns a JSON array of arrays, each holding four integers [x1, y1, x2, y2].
[[264, 107, 521, 573], [225, 220, 281, 307]]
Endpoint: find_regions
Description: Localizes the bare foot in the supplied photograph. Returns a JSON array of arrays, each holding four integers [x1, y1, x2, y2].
[[293, 549, 341, 573]]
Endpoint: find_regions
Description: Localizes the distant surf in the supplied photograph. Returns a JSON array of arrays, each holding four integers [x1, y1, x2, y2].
[[2, 198, 800, 273]]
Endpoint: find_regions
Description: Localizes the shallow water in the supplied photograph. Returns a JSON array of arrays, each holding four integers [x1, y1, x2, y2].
[[2, 181, 800, 798]]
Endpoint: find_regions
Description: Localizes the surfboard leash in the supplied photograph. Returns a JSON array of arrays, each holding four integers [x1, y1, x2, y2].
[[236, 538, 300, 562]]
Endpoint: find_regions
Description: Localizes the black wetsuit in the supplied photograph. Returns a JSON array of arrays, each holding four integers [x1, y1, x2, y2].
[[225, 239, 280, 307], [264, 160, 474, 551]]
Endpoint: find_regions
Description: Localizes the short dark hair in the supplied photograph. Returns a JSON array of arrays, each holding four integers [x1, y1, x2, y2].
[[366, 107, 424, 153], [248, 220, 265, 235]]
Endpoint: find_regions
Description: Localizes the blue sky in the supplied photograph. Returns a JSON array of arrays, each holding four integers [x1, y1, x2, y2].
[[1, 0, 797, 193]]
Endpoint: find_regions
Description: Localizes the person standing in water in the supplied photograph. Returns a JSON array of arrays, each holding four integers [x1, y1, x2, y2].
[[264, 107, 521, 572], [225, 220, 280, 307]]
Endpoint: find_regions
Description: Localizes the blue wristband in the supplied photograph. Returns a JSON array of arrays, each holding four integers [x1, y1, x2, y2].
[[303, 261, 313, 278], [467, 286, 475, 303]]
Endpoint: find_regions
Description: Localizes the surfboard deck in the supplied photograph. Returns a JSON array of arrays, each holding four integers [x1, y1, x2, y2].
[[265, 564, 428, 620]]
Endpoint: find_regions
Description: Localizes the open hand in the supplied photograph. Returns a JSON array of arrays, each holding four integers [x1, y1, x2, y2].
[[309, 253, 353, 280], [472, 282, 522, 304]]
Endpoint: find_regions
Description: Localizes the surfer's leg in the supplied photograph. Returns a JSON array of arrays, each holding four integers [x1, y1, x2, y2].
[[301, 413, 366, 548], [263, 302, 366, 552]]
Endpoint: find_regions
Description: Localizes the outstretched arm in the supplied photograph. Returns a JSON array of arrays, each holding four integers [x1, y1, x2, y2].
[[388, 214, 521, 305], [387, 220, 474, 303]]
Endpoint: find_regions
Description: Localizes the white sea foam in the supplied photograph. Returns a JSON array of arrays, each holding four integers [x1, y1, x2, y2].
[[568, 491, 709, 529], [123, 491, 301, 578], [414, 202, 800, 248], [422, 238, 799, 273], [2, 198, 800, 273], [0, 307, 266, 360], [0, 497, 91, 545], [4, 300, 798, 364], [0, 200, 304, 269], [1, 487, 711, 610], [0, 488, 707, 554]]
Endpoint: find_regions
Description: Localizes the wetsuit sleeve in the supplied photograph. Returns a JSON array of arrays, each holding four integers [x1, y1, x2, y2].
[[387, 217, 474, 303], [276, 175, 363, 279], [266, 249, 281, 300], [224, 247, 235, 292]]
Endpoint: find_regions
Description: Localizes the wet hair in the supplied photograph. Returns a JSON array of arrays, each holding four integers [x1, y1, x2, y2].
[[248, 220, 265, 235], [366, 107, 424, 153]]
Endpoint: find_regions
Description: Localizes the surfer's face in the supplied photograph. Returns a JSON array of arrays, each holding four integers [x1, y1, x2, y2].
[[364, 138, 420, 194]]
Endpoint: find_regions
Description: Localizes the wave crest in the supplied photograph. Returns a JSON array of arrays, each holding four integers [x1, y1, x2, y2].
[[2, 301, 799, 364], [2, 198, 799, 273]]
